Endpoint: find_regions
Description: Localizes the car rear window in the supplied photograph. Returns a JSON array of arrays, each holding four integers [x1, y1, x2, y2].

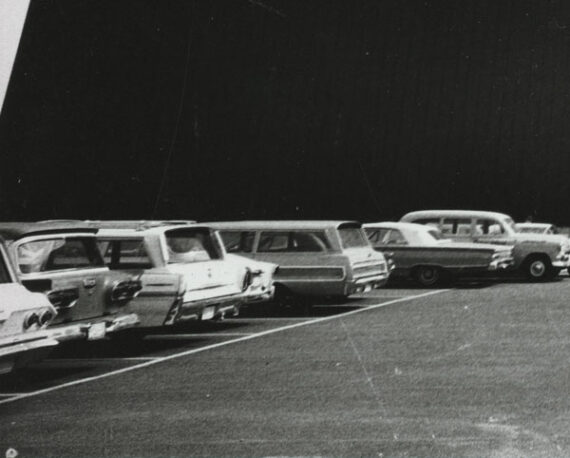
[[165, 228, 222, 263], [338, 228, 369, 248], [17, 237, 104, 273]]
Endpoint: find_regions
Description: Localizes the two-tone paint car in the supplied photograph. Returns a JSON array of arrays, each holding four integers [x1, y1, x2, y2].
[[400, 210, 570, 281], [0, 236, 59, 374], [364, 222, 514, 286], [210, 220, 391, 301], [0, 222, 142, 342], [90, 221, 277, 327]]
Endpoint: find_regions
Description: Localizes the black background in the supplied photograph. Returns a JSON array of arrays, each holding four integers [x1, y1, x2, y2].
[[2, 0, 570, 223]]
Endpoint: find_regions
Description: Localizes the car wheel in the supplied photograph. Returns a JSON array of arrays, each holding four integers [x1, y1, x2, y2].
[[413, 266, 442, 287], [523, 256, 553, 281]]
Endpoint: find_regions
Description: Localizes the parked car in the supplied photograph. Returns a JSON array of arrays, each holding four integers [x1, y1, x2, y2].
[[91, 221, 277, 327], [364, 222, 514, 286], [0, 222, 142, 341], [400, 210, 570, 280], [0, 237, 59, 374], [516, 223, 560, 235], [210, 221, 391, 301]]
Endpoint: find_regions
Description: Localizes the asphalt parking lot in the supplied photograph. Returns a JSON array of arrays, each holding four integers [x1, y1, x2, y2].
[[1, 278, 570, 457]]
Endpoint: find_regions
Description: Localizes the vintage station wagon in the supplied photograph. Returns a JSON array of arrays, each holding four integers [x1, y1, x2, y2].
[[0, 222, 142, 341], [364, 222, 514, 286], [400, 210, 570, 280], [210, 221, 390, 299], [91, 221, 277, 327], [0, 237, 58, 374]]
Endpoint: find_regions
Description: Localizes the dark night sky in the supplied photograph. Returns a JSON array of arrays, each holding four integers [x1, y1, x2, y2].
[[2, 0, 570, 223]]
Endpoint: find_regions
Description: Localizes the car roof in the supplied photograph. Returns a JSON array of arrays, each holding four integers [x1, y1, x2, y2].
[[95, 224, 214, 237], [364, 221, 431, 232], [85, 220, 197, 230], [401, 210, 511, 220], [206, 220, 362, 230], [0, 222, 98, 240]]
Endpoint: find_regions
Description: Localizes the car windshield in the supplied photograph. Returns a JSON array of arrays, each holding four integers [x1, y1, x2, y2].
[[503, 217, 518, 233], [165, 228, 222, 263], [17, 237, 104, 273]]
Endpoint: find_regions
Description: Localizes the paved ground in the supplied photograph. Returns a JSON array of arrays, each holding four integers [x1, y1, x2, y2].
[[1, 278, 570, 456]]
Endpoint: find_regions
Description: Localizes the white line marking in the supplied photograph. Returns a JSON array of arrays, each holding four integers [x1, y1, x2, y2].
[[229, 317, 312, 321], [46, 357, 160, 362], [0, 289, 449, 406], [340, 319, 385, 415], [144, 333, 254, 339], [0, 393, 25, 397]]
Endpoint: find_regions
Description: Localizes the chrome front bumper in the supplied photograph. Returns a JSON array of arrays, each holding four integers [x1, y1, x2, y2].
[[552, 256, 570, 268], [488, 258, 516, 271]]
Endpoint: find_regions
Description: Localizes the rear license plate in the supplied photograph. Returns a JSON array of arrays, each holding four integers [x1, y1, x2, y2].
[[201, 306, 215, 320], [88, 322, 107, 340]]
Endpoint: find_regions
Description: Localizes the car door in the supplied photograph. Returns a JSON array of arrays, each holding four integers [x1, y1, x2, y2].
[[98, 238, 182, 327]]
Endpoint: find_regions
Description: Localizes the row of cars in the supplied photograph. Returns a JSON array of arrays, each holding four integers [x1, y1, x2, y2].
[[2, 209, 568, 374]]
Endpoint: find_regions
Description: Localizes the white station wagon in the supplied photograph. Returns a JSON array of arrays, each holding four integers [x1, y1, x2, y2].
[[92, 221, 277, 327]]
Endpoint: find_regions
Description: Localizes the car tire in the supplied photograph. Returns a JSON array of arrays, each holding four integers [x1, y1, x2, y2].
[[522, 255, 553, 281], [413, 266, 442, 287]]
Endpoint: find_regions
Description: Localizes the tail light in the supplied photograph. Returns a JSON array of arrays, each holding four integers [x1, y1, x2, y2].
[[47, 288, 80, 310], [38, 309, 55, 326], [109, 279, 142, 304], [241, 268, 253, 292], [23, 312, 39, 329]]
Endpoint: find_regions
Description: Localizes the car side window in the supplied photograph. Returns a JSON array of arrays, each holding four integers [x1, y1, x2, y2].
[[219, 231, 255, 253], [117, 240, 153, 268], [258, 231, 329, 253], [258, 232, 290, 252], [386, 229, 408, 245], [97, 239, 152, 269], [475, 219, 505, 235], [365, 229, 385, 245], [442, 218, 472, 235]]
